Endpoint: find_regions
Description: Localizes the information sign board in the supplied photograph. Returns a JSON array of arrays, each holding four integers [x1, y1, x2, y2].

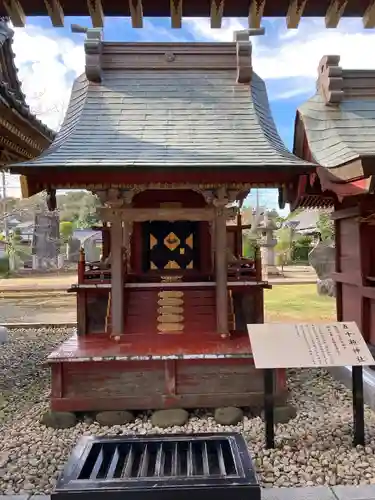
[[247, 322, 373, 369]]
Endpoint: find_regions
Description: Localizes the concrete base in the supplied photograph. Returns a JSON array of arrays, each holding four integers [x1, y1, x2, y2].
[[327, 365, 375, 411], [6, 486, 375, 499]]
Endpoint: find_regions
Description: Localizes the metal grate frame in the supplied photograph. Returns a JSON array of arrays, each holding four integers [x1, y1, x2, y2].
[[53, 433, 260, 500]]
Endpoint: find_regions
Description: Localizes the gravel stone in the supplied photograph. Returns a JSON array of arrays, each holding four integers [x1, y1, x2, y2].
[[41, 411, 77, 429], [151, 409, 189, 428], [261, 404, 297, 424], [3, 329, 375, 495], [214, 407, 243, 425], [96, 411, 135, 426]]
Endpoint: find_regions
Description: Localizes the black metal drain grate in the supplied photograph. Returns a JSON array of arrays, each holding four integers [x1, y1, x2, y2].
[[53, 433, 260, 500]]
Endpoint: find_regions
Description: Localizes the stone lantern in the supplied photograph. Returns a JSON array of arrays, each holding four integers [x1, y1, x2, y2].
[[257, 214, 280, 277]]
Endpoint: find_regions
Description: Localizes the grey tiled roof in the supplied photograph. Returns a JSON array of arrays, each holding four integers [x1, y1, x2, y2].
[[18, 67, 312, 169], [298, 76, 375, 169], [0, 21, 54, 141], [284, 209, 325, 231]]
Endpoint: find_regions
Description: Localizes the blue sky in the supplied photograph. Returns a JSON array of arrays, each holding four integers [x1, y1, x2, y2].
[[7, 16, 375, 212]]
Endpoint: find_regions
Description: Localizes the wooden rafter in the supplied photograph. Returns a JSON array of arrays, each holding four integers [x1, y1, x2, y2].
[[3, 0, 25, 27], [44, 0, 64, 27], [3, 0, 375, 29], [129, 0, 143, 28], [210, 0, 224, 28], [363, 0, 375, 28], [87, 0, 104, 28], [248, 0, 265, 29], [325, 0, 348, 28], [286, 0, 307, 28], [170, 0, 182, 28]]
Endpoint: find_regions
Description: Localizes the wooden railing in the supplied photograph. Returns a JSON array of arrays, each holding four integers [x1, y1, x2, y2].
[[77, 246, 263, 285], [227, 246, 262, 282], [77, 248, 127, 284]]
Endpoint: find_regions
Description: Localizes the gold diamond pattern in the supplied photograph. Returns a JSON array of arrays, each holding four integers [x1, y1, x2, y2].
[[164, 232, 180, 251]]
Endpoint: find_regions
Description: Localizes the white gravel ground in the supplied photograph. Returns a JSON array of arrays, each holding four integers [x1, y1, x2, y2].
[[1, 328, 375, 495]]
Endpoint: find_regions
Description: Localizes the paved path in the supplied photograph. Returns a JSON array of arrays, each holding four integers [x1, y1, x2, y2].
[[3, 485, 375, 500]]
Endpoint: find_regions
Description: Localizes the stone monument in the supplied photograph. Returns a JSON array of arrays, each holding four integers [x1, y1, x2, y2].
[[308, 238, 336, 297], [0, 325, 8, 344], [258, 214, 280, 277], [83, 232, 100, 262], [32, 211, 60, 269]]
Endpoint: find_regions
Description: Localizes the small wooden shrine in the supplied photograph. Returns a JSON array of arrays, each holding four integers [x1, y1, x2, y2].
[[9, 29, 313, 414], [285, 55, 375, 346], [2, 0, 374, 29], [0, 18, 54, 172]]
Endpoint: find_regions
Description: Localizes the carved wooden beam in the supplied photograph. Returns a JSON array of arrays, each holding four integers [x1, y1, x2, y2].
[[317, 55, 344, 106], [210, 0, 224, 28], [363, 0, 375, 28], [44, 0, 64, 27], [3, 0, 25, 27], [286, 0, 307, 28], [325, 0, 347, 28], [248, 0, 265, 29], [100, 207, 216, 222], [234, 31, 252, 84], [170, 0, 182, 28], [129, 0, 143, 28], [87, 0, 104, 28], [84, 28, 103, 82]]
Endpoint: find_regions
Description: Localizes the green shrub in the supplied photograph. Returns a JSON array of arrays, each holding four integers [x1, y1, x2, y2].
[[0, 255, 10, 276]]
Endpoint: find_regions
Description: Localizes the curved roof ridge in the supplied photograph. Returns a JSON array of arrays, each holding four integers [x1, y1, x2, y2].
[[0, 19, 55, 141], [9, 32, 315, 172], [39, 73, 89, 158], [298, 90, 375, 169], [251, 72, 307, 162]]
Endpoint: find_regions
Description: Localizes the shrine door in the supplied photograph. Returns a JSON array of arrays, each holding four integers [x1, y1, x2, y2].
[[142, 221, 200, 272]]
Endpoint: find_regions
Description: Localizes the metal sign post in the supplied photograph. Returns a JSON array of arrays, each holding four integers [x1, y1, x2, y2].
[[248, 322, 372, 449]]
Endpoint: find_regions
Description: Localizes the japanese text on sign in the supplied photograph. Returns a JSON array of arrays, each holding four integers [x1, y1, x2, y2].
[[247, 322, 374, 369]]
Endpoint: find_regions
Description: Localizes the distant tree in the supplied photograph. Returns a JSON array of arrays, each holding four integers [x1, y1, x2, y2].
[[58, 191, 100, 228], [292, 234, 313, 262], [266, 209, 279, 220], [59, 221, 73, 243], [275, 227, 293, 272], [316, 212, 334, 241], [11, 227, 22, 244]]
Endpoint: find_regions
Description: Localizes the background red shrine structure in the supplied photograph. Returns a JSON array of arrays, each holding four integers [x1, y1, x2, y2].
[[8, 29, 313, 414], [0, 19, 54, 171], [286, 55, 375, 349]]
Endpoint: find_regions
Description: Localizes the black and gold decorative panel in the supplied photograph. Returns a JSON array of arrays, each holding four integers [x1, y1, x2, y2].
[[142, 221, 199, 271]]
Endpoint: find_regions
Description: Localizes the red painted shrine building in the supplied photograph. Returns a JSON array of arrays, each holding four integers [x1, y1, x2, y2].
[[9, 29, 314, 413], [287, 55, 375, 347]]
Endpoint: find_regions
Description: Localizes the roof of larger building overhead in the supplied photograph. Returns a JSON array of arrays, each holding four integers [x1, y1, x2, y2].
[[1, 0, 374, 29], [10, 28, 314, 174], [294, 55, 375, 183], [0, 19, 55, 151]]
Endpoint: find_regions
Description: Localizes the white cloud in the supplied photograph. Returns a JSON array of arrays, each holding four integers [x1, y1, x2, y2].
[[7, 17, 375, 208], [12, 24, 84, 131], [185, 17, 375, 99], [184, 17, 248, 42]]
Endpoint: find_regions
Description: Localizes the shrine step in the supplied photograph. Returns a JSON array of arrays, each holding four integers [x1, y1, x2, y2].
[[52, 433, 260, 500]]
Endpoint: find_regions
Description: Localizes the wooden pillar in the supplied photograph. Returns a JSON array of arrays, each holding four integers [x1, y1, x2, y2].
[[110, 219, 124, 336], [102, 223, 110, 260], [236, 211, 243, 258], [122, 221, 130, 273], [215, 206, 229, 337]]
